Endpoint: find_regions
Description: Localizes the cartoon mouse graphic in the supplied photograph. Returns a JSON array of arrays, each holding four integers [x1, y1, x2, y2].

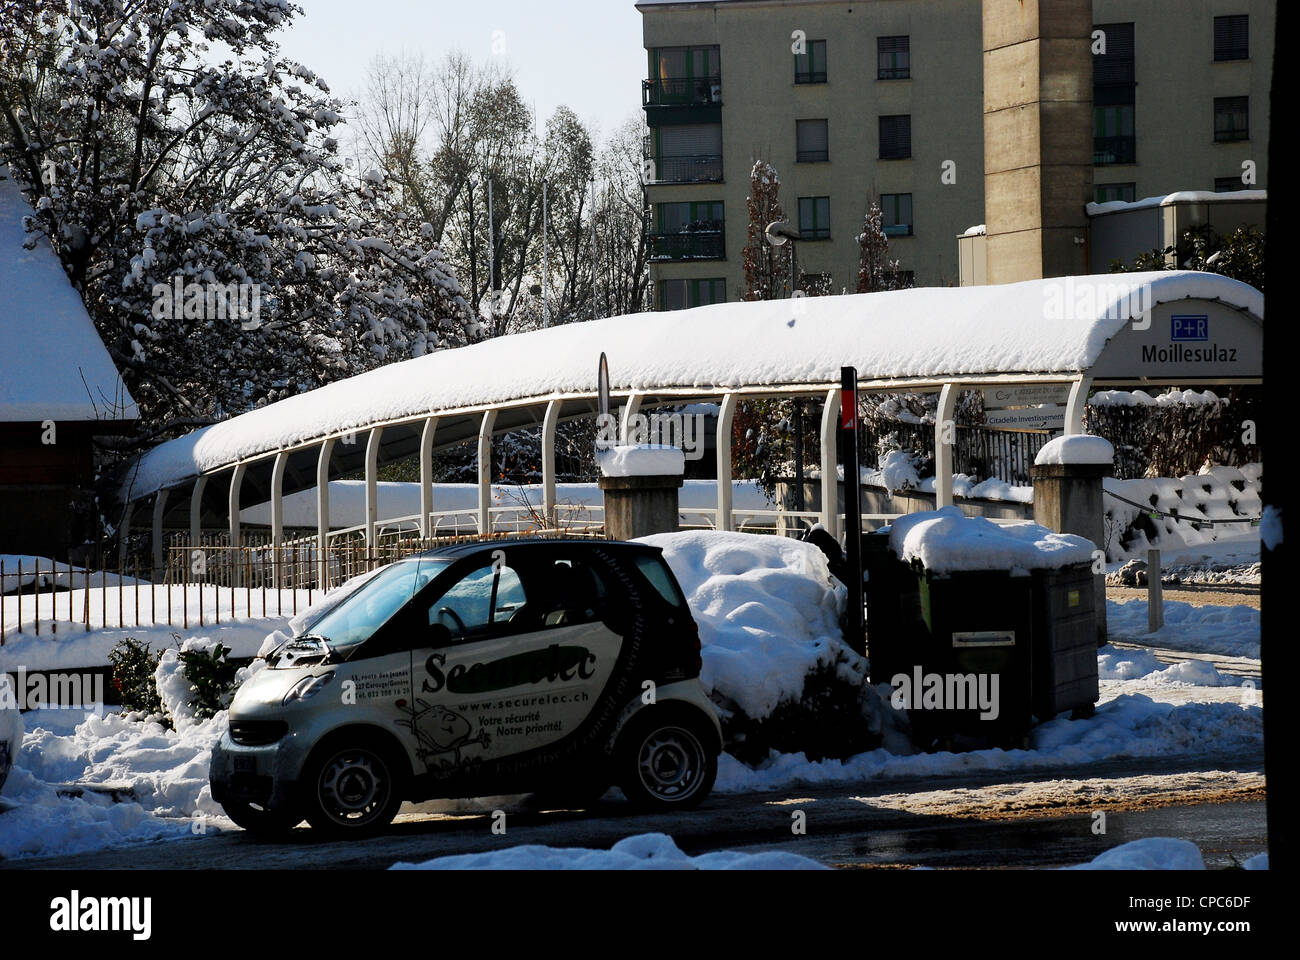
[[395, 700, 491, 769]]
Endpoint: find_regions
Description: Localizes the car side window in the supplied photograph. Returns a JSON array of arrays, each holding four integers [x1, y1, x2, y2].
[[426, 562, 527, 642], [512, 556, 610, 631]]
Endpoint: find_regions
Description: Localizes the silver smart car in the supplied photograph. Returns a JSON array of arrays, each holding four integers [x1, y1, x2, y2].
[[210, 538, 721, 836]]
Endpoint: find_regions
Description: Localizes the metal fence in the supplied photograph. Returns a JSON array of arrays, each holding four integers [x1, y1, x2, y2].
[[863, 419, 1053, 487]]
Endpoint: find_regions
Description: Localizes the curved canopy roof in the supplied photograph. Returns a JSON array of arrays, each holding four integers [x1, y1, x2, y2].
[[121, 270, 1263, 513]]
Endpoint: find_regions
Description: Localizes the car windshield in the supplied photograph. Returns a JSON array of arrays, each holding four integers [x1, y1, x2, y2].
[[307, 558, 449, 650]]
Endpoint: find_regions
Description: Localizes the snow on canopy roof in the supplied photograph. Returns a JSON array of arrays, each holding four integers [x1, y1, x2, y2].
[[122, 270, 1262, 500], [0, 174, 138, 423], [1086, 189, 1266, 217]]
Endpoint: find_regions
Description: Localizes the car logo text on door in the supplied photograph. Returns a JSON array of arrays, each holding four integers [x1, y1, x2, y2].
[[422, 644, 597, 695]]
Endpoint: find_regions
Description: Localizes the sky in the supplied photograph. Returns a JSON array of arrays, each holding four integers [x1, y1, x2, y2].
[[276, 0, 648, 142]]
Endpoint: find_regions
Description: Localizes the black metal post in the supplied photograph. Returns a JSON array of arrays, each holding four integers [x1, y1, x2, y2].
[[840, 366, 864, 654]]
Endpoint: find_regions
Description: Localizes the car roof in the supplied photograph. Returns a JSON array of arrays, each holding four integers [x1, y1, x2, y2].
[[407, 537, 664, 563]]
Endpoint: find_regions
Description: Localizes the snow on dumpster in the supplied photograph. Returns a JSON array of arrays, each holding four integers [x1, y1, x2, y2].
[[887, 506, 1096, 576]]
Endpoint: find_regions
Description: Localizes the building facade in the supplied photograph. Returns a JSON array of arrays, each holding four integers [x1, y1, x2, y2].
[[637, 0, 1274, 303]]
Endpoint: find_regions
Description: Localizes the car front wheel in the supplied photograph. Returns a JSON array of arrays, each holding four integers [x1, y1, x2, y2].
[[302, 740, 404, 836], [616, 714, 716, 810]]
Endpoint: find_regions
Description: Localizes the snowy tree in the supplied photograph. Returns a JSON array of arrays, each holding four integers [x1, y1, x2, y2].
[[0, 0, 470, 437], [1110, 224, 1265, 291], [855, 199, 909, 293], [741, 159, 789, 301]]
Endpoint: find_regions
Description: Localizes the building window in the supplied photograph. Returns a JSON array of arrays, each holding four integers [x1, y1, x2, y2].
[[878, 115, 911, 160], [645, 45, 722, 106], [647, 124, 723, 183], [1214, 15, 1249, 61], [659, 278, 726, 311], [1094, 104, 1136, 164], [1094, 182, 1136, 204], [880, 193, 913, 236], [795, 39, 827, 84], [1215, 96, 1249, 142], [1093, 22, 1135, 166], [796, 119, 829, 162], [878, 36, 910, 80], [798, 196, 831, 240], [649, 201, 725, 261], [1215, 176, 1246, 193]]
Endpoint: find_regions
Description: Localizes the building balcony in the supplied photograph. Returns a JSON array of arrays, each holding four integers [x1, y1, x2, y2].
[[643, 76, 722, 108], [647, 229, 726, 261], [645, 153, 724, 184], [1094, 135, 1137, 166]]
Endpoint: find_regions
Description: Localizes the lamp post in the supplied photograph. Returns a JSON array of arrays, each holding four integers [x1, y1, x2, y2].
[[764, 219, 800, 297]]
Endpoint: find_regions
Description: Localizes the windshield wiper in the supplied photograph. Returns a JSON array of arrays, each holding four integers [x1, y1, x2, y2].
[[292, 633, 334, 665]]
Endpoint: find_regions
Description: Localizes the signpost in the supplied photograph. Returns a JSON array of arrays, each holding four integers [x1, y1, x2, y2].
[[982, 384, 1072, 409], [840, 366, 865, 654], [984, 404, 1067, 432]]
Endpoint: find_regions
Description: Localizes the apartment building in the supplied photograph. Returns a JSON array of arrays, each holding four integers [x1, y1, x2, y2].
[[637, 0, 1274, 305]]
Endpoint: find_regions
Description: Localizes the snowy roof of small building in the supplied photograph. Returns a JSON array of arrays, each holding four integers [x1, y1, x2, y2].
[[121, 270, 1262, 500], [0, 174, 138, 423], [1086, 189, 1266, 218]]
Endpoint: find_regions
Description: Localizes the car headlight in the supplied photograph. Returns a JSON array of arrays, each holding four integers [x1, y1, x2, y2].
[[282, 672, 336, 705]]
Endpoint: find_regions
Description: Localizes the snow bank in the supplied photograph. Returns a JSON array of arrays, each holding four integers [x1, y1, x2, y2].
[[1067, 837, 1205, 870], [1097, 645, 1238, 687], [597, 444, 685, 478], [888, 506, 1095, 574], [636, 530, 850, 721], [123, 271, 1263, 499], [716, 691, 1261, 793], [390, 832, 826, 870], [1034, 434, 1114, 466], [1107, 599, 1259, 658]]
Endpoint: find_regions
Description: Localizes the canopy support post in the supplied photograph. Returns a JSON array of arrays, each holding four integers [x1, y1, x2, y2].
[[716, 393, 738, 531], [228, 463, 246, 586], [419, 417, 438, 539], [316, 438, 335, 590], [1065, 376, 1092, 435], [541, 401, 560, 526], [820, 388, 840, 539], [478, 409, 497, 535], [365, 426, 383, 561], [151, 488, 169, 580], [935, 383, 958, 509]]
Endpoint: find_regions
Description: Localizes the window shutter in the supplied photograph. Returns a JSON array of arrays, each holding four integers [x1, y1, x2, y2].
[[879, 116, 911, 159]]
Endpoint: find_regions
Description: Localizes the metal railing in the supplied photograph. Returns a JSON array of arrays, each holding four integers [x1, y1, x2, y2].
[[647, 229, 726, 261], [643, 76, 722, 107]]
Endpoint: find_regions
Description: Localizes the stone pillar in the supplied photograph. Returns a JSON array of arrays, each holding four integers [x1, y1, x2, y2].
[[983, 0, 1093, 283], [599, 475, 683, 541], [1031, 460, 1110, 643]]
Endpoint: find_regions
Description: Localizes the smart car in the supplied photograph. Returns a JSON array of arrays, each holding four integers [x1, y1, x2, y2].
[[209, 538, 721, 836]]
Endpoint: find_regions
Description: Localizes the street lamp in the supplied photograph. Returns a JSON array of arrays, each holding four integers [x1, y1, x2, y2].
[[764, 219, 801, 297]]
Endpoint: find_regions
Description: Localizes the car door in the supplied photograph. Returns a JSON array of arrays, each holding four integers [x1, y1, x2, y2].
[[400, 549, 624, 778]]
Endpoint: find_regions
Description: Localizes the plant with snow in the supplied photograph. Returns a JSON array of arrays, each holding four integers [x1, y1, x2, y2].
[[855, 199, 910, 293], [741, 159, 789, 301], [178, 642, 239, 721], [0, 0, 471, 438], [108, 636, 168, 725]]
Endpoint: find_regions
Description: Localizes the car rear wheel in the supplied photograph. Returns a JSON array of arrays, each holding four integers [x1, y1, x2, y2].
[[302, 740, 404, 836], [616, 714, 716, 810]]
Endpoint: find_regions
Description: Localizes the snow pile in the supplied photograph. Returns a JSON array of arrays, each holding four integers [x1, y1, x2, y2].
[[878, 449, 921, 492], [888, 507, 1095, 574], [596, 444, 685, 478], [1090, 388, 1222, 407], [1097, 645, 1237, 687], [1067, 837, 1205, 870], [390, 832, 826, 871], [962, 224, 986, 236], [0, 672, 23, 795], [1106, 599, 1259, 658], [637, 531, 851, 720], [1034, 435, 1114, 467]]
